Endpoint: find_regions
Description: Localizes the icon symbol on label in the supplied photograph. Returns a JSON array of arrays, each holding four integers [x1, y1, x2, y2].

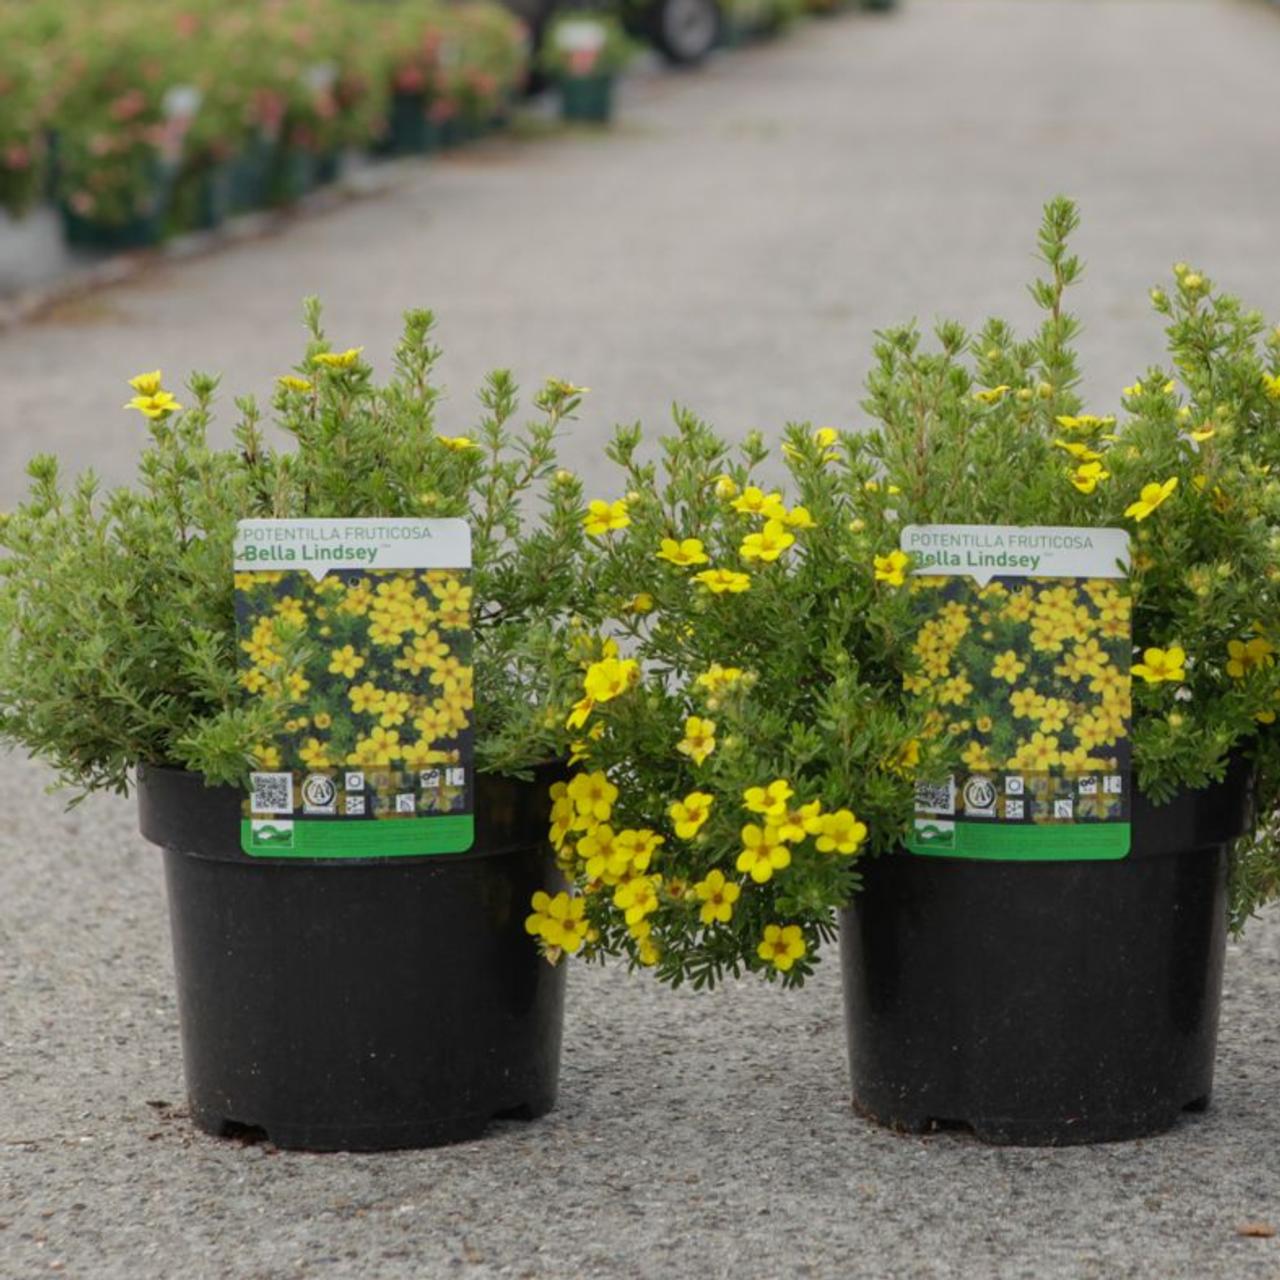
[[1078, 776, 1098, 796], [962, 776, 997, 817], [1053, 798, 1074, 820], [345, 795, 367, 816], [1103, 774, 1123, 795], [395, 793, 417, 814], [344, 771, 365, 794], [1005, 775, 1024, 796], [302, 774, 337, 814], [1005, 799, 1025, 820]]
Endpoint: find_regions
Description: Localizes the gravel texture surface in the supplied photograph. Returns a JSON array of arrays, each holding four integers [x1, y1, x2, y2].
[[4, 1, 1280, 1277]]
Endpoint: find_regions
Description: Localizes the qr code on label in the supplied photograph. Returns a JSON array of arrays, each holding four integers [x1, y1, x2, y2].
[[914, 776, 955, 816], [250, 772, 294, 815]]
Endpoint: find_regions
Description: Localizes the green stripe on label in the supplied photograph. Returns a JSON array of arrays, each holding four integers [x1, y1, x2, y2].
[[241, 816, 475, 859], [907, 820, 1130, 861]]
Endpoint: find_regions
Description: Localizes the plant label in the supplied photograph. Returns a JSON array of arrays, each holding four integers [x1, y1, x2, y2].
[[900, 524, 1132, 861], [234, 518, 475, 859]]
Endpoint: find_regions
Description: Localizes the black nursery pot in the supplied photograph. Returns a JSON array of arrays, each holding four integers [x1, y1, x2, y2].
[[138, 763, 567, 1152], [839, 758, 1253, 1146]]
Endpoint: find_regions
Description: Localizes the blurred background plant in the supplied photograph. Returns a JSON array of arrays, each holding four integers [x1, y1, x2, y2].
[[0, 0, 531, 243]]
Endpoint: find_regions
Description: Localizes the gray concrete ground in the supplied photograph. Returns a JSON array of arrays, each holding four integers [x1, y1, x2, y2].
[[4, 1, 1280, 1276]]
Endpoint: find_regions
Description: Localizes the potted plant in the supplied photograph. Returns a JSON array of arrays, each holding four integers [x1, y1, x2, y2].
[[0, 12, 51, 222], [541, 13, 635, 126], [46, 9, 186, 250], [528, 199, 1280, 1145], [0, 302, 588, 1151]]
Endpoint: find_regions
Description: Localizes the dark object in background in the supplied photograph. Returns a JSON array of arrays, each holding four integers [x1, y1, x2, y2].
[[505, 0, 722, 67]]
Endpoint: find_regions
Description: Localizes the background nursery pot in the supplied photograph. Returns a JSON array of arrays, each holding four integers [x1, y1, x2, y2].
[[559, 75, 615, 124], [138, 761, 567, 1152], [839, 757, 1254, 1146]]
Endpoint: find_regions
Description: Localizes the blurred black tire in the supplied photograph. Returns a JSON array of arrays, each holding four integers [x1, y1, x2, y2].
[[647, 0, 721, 64]]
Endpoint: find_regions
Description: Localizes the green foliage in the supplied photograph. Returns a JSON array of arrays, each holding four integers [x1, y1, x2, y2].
[[540, 13, 637, 79], [531, 197, 1280, 990], [0, 303, 587, 799], [0, 0, 528, 227]]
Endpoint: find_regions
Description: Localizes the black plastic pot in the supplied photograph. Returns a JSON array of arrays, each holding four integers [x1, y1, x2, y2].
[[138, 763, 567, 1152], [839, 757, 1253, 1145], [559, 75, 615, 125], [379, 92, 433, 156]]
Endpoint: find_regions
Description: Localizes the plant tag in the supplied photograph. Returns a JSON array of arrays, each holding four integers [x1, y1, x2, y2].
[[554, 19, 608, 53], [234, 518, 474, 859], [899, 524, 1132, 861]]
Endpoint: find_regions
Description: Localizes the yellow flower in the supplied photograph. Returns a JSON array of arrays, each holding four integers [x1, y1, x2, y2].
[[364, 726, 403, 763], [677, 716, 717, 766], [739, 520, 795, 563], [669, 791, 713, 839], [252, 744, 282, 770], [578, 825, 627, 880], [299, 738, 331, 769], [379, 691, 412, 728], [781, 505, 816, 529], [1054, 440, 1104, 462], [625, 592, 655, 615], [815, 809, 867, 855], [1124, 477, 1178, 521], [277, 375, 312, 393], [583, 499, 631, 537], [127, 369, 164, 396], [743, 779, 794, 820], [657, 537, 710, 567], [401, 740, 449, 769], [1056, 414, 1115, 432], [312, 347, 363, 369], [736, 824, 791, 883], [328, 645, 365, 679], [349, 681, 386, 715], [240, 668, 268, 694], [874, 550, 910, 586], [961, 741, 994, 772], [583, 656, 639, 703], [731, 486, 784, 517], [1189, 424, 1216, 443], [1070, 461, 1110, 493], [973, 385, 1011, 405], [776, 799, 823, 844], [314, 712, 332, 730], [1132, 646, 1186, 684], [1227, 637, 1274, 679], [695, 663, 745, 696], [568, 771, 618, 822], [938, 673, 974, 707], [124, 390, 182, 419], [694, 869, 740, 925], [565, 695, 595, 731], [1262, 373, 1280, 401], [525, 890, 589, 954], [714, 474, 739, 499], [436, 435, 478, 451], [757, 924, 806, 972], [613, 875, 662, 927], [990, 650, 1027, 684], [693, 568, 752, 594]]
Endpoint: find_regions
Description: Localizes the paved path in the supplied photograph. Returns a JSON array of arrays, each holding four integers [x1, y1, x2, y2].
[[4, 2, 1280, 1277]]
